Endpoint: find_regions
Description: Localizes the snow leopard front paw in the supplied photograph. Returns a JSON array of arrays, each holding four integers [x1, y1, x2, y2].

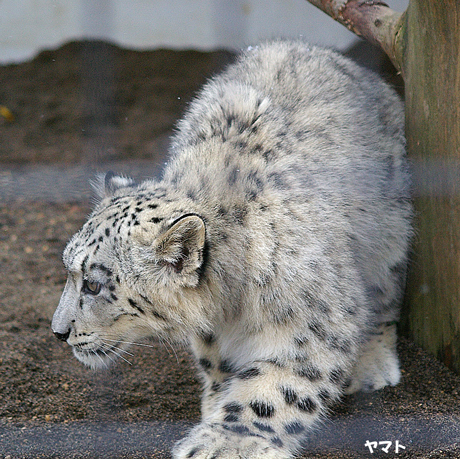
[[172, 422, 291, 459]]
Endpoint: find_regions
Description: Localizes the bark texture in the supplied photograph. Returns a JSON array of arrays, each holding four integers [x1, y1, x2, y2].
[[305, 0, 404, 70], [401, 0, 460, 374]]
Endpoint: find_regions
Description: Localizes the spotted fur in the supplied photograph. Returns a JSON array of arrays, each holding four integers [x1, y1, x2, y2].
[[52, 40, 412, 458]]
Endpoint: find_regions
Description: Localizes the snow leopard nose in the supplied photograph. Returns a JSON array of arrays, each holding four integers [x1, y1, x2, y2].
[[53, 329, 70, 342]]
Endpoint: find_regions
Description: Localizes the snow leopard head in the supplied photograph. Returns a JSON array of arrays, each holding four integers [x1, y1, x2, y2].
[[51, 173, 210, 369]]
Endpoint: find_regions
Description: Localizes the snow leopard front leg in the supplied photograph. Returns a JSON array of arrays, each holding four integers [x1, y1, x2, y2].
[[175, 339, 351, 459]]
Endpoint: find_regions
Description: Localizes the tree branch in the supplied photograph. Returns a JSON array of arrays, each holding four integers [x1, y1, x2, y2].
[[306, 0, 405, 72]]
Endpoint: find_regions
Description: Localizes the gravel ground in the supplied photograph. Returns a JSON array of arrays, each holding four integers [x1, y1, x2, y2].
[[0, 42, 459, 459]]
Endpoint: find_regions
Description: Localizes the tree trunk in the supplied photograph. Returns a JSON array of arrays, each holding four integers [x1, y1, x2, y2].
[[305, 0, 460, 374], [400, 0, 460, 374]]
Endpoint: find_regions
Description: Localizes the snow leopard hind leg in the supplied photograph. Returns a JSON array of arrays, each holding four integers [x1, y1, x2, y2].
[[345, 259, 410, 394], [344, 321, 401, 394]]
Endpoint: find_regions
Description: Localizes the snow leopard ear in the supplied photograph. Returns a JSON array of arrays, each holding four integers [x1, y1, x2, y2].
[[91, 171, 137, 200], [153, 214, 206, 287]]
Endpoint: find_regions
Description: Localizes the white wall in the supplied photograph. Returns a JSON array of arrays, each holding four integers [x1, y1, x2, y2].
[[0, 0, 409, 64]]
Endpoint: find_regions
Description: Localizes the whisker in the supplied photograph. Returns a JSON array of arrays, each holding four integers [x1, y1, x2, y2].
[[159, 336, 180, 364], [101, 337, 158, 349], [98, 341, 133, 366], [93, 349, 110, 368], [98, 348, 114, 363], [100, 335, 180, 364], [100, 340, 135, 357], [111, 346, 135, 357], [108, 348, 132, 366]]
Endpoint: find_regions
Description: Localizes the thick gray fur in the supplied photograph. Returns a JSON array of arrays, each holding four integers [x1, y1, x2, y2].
[[52, 40, 412, 458]]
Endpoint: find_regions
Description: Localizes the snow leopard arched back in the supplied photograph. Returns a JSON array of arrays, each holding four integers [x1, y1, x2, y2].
[[53, 40, 412, 459]]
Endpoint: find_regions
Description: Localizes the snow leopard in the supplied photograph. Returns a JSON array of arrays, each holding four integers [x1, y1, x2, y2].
[[52, 40, 412, 458]]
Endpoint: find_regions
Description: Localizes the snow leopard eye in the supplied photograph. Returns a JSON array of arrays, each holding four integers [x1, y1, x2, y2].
[[82, 280, 102, 295]]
